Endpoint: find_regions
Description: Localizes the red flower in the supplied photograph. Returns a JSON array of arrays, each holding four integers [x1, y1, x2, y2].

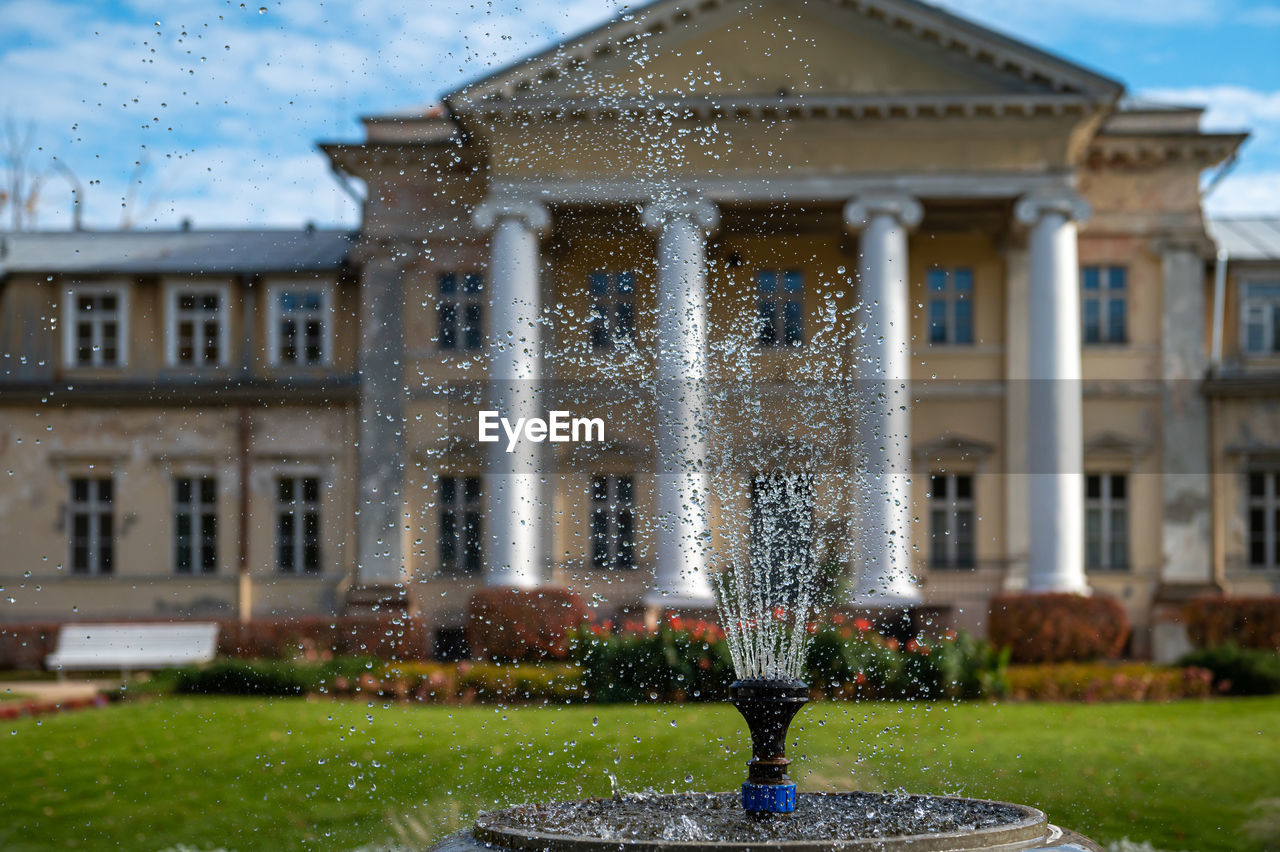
[[885, 637, 900, 651], [855, 672, 867, 685], [854, 618, 873, 632]]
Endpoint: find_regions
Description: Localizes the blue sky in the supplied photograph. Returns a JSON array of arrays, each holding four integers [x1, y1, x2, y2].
[[1, 0, 1278, 230]]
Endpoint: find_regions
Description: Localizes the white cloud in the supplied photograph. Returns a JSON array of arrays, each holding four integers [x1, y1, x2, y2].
[[1205, 171, 1280, 216]]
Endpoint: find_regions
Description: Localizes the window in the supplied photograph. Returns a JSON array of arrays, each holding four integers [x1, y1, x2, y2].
[[174, 476, 218, 574], [1248, 472, 1280, 569], [63, 284, 127, 367], [276, 476, 320, 574], [438, 272, 484, 351], [1085, 473, 1128, 571], [69, 477, 113, 575], [439, 475, 483, 574], [269, 284, 331, 366], [928, 473, 975, 569], [1242, 282, 1280, 356], [927, 267, 974, 344], [757, 269, 804, 346], [1082, 265, 1127, 344], [589, 271, 636, 349], [590, 474, 635, 569], [749, 472, 814, 604], [167, 285, 228, 367]]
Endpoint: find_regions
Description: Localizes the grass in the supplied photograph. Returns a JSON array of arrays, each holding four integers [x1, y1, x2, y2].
[[0, 697, 1277, 851]]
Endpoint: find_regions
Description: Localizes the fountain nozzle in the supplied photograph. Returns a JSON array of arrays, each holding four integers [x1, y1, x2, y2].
[[728, 678, 809, 816]]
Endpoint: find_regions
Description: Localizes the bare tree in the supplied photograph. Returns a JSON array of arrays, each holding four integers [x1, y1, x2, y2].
[[1, 116, 43, 231]]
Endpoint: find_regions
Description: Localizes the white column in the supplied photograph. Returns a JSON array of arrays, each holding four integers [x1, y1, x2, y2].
[[641, 194, 719, 606], [843, 192, 924, 607], [474, 199, 550, 589], [1014, 191, 1090, 594]]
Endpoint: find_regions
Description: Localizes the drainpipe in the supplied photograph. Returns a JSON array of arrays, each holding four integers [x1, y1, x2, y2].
[[1210, 247, 1228, 371], [236, 274, 256, 624]]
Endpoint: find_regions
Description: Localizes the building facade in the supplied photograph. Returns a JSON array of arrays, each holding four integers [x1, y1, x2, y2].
[[1, 0, 1275, 660]]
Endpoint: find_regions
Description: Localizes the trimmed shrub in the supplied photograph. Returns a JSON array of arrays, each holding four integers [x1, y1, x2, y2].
[[0, 622, 61, 670], [171, 657, 376, 697], [217, 616, 432, 661], [467, 587, 587, 662], [1179, 645, 1280, 695], [1184, 597, 1280, 651], [1005, 663, 1213, 702], [458, 662, 581, 704], [988, 593, 1129, 663]]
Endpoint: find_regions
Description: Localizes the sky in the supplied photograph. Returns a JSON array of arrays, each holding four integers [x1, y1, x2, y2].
[[1, 0, 1278, 231]]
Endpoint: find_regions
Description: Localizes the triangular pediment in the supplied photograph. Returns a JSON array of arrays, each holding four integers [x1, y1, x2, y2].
[[447, 0, 1121, 106]]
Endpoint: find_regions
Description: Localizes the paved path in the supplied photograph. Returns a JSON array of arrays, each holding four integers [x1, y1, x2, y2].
[[1, 679, 117, 703]]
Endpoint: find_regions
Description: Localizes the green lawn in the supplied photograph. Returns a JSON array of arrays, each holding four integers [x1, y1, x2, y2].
[[1, 697, 1277, 852]]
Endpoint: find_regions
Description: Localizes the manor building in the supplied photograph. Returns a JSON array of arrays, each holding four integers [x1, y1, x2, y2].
[[1, 0, 1276, 660]]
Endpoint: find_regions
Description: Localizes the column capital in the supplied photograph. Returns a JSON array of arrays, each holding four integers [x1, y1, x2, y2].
[[1014, 190, 1091, 227], [843, 191, 923, 232], [473, 197, 551, 235], [641, 192, 719, 234]]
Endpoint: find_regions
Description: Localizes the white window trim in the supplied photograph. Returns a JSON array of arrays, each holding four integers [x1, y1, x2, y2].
[[929, 472, 976, 568], [1085, 472, 1129, 571], [61, 280, 130, 369], [273, 469, 325, 575], [163, 280, 232, 368], [266, 280, 335, 368], [590, 473, 636, 570], [1081, 265, 1128, 346], [67, 473, 115, 576], [1240, 278, 1280, 358]]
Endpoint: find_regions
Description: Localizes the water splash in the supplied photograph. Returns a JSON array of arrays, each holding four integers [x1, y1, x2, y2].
[[712, 472, 822, 681]]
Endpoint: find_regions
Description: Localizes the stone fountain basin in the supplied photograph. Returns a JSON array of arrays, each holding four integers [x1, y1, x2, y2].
[[429, 792, 1102, 851]]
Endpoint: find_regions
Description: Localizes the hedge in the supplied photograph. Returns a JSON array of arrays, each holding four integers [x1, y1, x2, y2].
[[1005, 663, 1213, 702], [988, 593, 1129, 663], [1179, 645, 1280, 695], [467, 587, 587, 662], [1184, 596, 1280, 651]]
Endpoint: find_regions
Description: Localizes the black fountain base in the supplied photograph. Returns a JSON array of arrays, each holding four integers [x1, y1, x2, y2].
[[429, 792, 1101, 851]]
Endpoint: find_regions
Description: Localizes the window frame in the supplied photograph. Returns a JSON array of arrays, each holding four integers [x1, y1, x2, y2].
[[275, 473, 323, 575], [61, 280, 130, 369], [756, 269, 805, 348], [438, 473, 484, 575], [1081, 265, 1128, 346], [174, 474, 219, 575], [1247, 470, 1280, 570], [926, 266, 975, 346], [67, 475, 114, 576], [266, 281, 334, 368], [1240, 279, 1280, 357], [589, 473, 636, 570], [928, 472, 976, 570], [588, 270, 637, 351], [1085, 472, 1129, 571], [164, 280, 232, 368], [437, 271, 486, 353]]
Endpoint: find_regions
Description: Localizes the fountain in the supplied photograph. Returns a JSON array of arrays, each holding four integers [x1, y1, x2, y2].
[[429, 552, 1104, 851]]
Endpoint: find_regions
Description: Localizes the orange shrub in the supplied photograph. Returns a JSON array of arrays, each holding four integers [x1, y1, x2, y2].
[[467, 587, 587, 662], [1005, 662, 1213, 702], [1184, 596, 1280, 651], [988, 593, 1129, 663]]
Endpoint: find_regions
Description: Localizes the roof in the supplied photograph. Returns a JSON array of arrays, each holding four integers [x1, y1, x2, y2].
[[0, 229, 355, 277], [445, 0, 1124, 106], [1209, 219, 1280, 262]]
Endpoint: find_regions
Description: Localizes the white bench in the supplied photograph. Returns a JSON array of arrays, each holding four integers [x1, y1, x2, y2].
[[45, 623, 220, 677]]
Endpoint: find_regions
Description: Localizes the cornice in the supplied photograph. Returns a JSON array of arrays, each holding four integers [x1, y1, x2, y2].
[[1086, 132, 1247, 169], [455, 92, 1100, 125]]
